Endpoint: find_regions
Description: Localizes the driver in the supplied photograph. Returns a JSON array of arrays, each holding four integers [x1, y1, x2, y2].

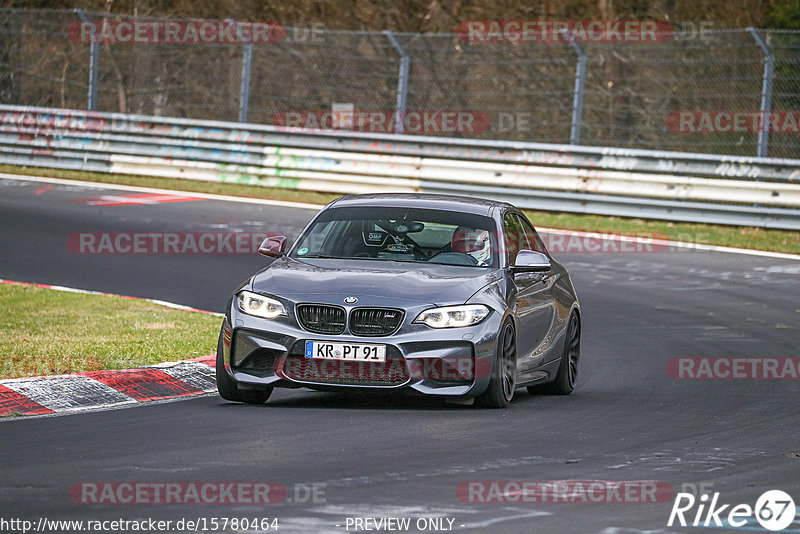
[[451, 226, 491, 265]]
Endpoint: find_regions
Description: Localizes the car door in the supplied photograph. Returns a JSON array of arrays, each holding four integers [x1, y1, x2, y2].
[[505, 212, 557, 373]]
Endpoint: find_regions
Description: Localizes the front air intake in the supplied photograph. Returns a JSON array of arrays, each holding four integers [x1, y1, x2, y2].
[[349, 308, 404, 336], [297, 304, 346, 334]]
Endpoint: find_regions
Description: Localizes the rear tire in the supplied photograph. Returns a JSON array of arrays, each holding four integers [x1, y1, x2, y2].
[[476, 319, 516, 408], [528, 311, 580, 396], [216, 326, 272, 404]]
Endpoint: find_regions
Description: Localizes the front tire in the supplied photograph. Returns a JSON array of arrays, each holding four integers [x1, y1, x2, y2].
[[477, 318, 516, 408], [529, 311, 580, 396], [216, 326, 272, 404]]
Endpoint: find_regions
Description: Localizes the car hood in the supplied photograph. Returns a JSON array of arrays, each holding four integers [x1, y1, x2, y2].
[[250, 257, 500, 306]]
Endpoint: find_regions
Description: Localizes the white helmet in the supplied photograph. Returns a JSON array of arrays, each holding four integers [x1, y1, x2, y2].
[[452, 226, 491, 265]]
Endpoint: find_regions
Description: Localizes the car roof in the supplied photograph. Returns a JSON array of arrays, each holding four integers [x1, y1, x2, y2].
[[327, 193, 513, 216]]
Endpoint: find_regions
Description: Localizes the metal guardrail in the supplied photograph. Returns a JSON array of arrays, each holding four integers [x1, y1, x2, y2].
[[1, 104, 800, 230]]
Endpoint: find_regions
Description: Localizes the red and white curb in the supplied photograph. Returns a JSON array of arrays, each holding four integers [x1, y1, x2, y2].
[[0, 279, 223, 418], [0, 355, 216, 417], [74, 192, 206, 206]]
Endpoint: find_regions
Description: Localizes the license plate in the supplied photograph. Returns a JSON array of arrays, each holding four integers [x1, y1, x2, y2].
[[305, 340, 386, 362]]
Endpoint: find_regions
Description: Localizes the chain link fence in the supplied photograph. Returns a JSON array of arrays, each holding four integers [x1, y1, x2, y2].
[[1, 8, 799, 158]]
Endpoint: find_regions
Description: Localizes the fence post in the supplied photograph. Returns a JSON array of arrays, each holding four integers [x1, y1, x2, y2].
[[383, 30, 410, 134], [239, 43, 253, 123], [748, 27, 774, 158], [227, 19, 252, 123], [74, 9, 98, 111], [563, 30, 586, 145]]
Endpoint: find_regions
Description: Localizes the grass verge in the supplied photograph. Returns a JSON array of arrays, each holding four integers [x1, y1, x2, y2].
[[0, 283, 220, 380], [0, 164, 340, 206], [1, 164, 798, 254], [522, 210, 800, 254]]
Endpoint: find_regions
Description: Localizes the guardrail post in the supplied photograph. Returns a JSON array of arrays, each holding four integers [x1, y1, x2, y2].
[[383, 30, 410, 134], [748, 27, 774, 158], [74, 9, 99, 111], [227, 19, 252, 123], [563, 30, 586, 145]]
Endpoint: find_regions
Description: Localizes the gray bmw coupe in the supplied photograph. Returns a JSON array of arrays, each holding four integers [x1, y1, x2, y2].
[[217, 193, 580, 408]]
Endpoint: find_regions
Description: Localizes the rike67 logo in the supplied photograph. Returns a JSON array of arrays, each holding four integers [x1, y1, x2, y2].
[[668, 490, 797, 531]]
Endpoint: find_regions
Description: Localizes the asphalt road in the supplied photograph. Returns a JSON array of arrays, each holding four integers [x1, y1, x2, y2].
[[1, 176, 799, 534]]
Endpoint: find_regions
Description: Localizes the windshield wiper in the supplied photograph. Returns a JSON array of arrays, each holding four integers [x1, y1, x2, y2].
[[373, 257, 429, 264]]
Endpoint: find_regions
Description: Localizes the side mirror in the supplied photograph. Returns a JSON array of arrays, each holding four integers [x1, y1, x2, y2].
[[258, 236, 286, 258], [510, 250, 551, 273]]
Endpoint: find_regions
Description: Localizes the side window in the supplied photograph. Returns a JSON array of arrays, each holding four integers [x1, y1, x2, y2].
[[503, 213, 531, 265], [303, 221, 332, 252], [516, 214, 547, 254]]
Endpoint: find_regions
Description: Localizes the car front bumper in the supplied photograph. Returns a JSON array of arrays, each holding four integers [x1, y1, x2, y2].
[[221, 302, 503, 397]]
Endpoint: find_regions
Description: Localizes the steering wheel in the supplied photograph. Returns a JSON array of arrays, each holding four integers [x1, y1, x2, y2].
[[428, 252, 478, 266], [379, 238, 426, 258]]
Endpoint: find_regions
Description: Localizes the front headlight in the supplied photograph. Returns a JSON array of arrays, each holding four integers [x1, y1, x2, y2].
[[236, 290, 287, 319], [414, 304, 489, 328]]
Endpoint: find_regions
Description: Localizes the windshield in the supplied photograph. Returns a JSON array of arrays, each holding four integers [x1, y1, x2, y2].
[[290, 206, 498, 268]]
